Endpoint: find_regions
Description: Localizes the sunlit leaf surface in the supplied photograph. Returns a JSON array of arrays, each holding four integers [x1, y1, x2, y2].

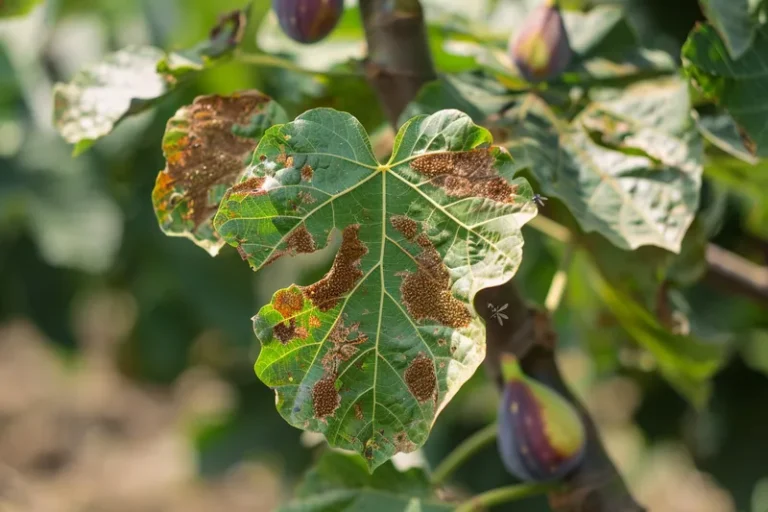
[[214, 108, 536, 469]]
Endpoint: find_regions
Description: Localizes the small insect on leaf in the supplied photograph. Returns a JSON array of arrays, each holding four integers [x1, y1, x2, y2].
[[532, 194, 548, 208]]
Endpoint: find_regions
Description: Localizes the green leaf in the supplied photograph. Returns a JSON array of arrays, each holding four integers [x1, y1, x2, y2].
[[0, 0, 41, 17], [280, 451, 452, 511], [500, 76, 702, 253], [398, 74, 516, 126], [213, 108, 536, 470], [682, 23, 768, 157], [52, 6, 248, 153], [152, 91, 288, 256], [594, 272, 730, 408], [694, 110, 759, 164], [699, 0, 755, 59]]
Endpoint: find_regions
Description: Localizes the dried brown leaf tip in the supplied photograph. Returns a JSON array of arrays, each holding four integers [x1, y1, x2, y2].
[[410, 149, 518, 203], [304, 225, 368, 311], [405, 354, 437, 403], [312, 376, 341, 418], [397, 226, 472, 328], [156, 93, 271, 228]]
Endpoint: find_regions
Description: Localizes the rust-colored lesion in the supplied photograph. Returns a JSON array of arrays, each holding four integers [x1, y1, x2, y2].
[[354, 403, 364, 420], [301, 164, 314, 181], [272, 319, 308, 344], [303, 225, 369, 311], [404, 353, 437, 403], [160, 93, 272, 228], [398, 229, 472, 329], [274, 288, 305, 318], [312, 376, 341, 419], [321, 319, 369, 371], [410, 149, 518, 203], [264, 224, 318, 267], [390, 215, 419, 241]]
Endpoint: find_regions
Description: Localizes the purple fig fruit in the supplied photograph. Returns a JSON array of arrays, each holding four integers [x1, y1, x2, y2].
[[509, 0, 572, 83], [272, 0, 344, 44], [497, 354, 586, 482]]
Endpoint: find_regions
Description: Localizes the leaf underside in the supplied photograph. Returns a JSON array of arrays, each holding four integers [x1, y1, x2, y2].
[[683, 23, 768, 157], [52, 6, 248, 153], [499, 76, 702, 253], [152, 91, 288, 255], [214, 108, 536, 470]]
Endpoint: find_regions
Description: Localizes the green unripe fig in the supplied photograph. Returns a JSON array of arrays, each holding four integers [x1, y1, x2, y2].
[[272, 0, 344, 45], [509, 0, 572, 82], [497, 354, 586, 482]]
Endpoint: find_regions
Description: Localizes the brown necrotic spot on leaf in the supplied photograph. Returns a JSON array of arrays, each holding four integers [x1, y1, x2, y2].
[[273, 319, 297, 344], [354, 403, 364, 420], [286, 224, 316, 253], [410, 149, 517, 203], [321, 320, 369, 370], [399, 230, 472, 328], [276, 153, 294, 168], [394, 431, 417, 453], [309, 315, 321, 328], [312, 376, 341, 418], [274, 288, 305, 318], [159, 93, 271, 227], [390, 215, 419, 241], [303, 225, 368, 311], [405, 354, 437, 403], [297, 191, 316, 205], [228, 176, 266, 196], [301, 164, 314, 181]]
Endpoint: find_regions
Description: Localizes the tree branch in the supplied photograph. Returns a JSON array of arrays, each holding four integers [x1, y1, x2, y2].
[[357, 2, 643, 510], [358, 0, 437, 127], [475, 281, 646, 512]]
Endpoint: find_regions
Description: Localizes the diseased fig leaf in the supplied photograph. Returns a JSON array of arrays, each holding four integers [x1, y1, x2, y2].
[[152, 91, 288, 256], [699, 0, 755, 59], [683, 23, 768, 157], [279, 451, 452, 511], [214, 108, 536, 470], [499, 76, 702, 253], [52, 6, 249, 155]]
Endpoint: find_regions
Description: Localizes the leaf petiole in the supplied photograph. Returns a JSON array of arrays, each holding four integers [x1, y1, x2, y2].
[[430, 423, 499, 486], [455, 483, 555, 512]]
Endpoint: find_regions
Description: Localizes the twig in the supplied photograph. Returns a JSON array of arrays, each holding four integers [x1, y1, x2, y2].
[[234, 50, 362, 77], [530, 214, 768, 305], [431, 423, 499, 486], [705, 244, 768, 304], [455, 483, 554, 512], [544, 243, 576, 313]]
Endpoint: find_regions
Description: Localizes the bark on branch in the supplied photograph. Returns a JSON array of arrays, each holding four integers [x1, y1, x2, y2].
[[358, 0, 436, 127]]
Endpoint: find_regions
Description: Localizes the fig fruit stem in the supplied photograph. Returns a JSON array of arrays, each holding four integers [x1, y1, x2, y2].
[[430, 422, 499, 486], [455, 483, 555, 512], [233, 50, 362, 77], [544, 241, 576, 313]]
